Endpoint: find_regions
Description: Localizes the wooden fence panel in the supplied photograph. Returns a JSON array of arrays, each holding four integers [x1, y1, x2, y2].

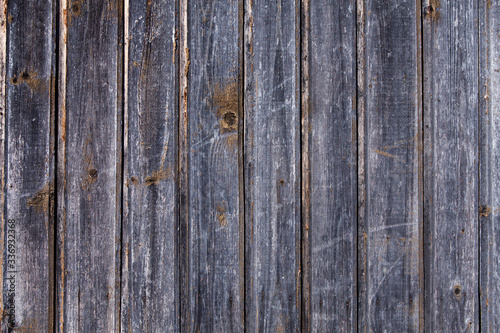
[[56, 0, 122, 331], [480, 0, 500, 331], [120, 0, 179, 331], [303, 0, 357, 331], [358, 0, 423, 331], [181, 0, 244, 331], [4, 0, 55, 330], [423, 0, 479, 331], [0, 1, 498, 331], [244, 0, 301, 331]]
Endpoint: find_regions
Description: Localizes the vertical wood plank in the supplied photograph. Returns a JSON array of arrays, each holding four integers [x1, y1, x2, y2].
[[480, 0, 500, 331], [120, 0, 179, 331], [183, 0, 244, 331], [244, 0, 301, 331], [0, 0, 6, 327], [4, 0, 55, 330], [423, 0, 479, 331], [305, 0, 357, 331], [57, 0, 122, 331], [358, 0, 423, 331]]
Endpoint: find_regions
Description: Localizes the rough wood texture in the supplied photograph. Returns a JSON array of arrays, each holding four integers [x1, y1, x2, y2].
[[57, 0, 122, 331], [423, 0, 479, 331], [305, 0, 357, 331], [4, 0, 55, 331], [480, 0, 500, 331], [121, 0, 179, 331], [358, 0, 423, 331], [244, 0, 301, 331], [183, 0, 244, 331]]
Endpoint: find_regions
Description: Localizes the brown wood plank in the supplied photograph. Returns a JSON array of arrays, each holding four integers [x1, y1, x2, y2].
[[358, 0, 423, 331], [3, 0, 55, 330], [56, 0, 122, 331], [120, 0, 179, 331], [423, 0, 479, 330]]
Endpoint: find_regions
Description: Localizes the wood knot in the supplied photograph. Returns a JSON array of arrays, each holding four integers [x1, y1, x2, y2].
[[88, 168, 98, 179], [453, 285, 462, 298]]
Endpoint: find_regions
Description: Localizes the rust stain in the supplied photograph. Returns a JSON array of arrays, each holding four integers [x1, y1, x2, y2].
[[184, 47, 190, 77], [144, 166, 173, 186], [480, 205, 492, 217], [7, 14, 12, 24], [424, 0, 440, 21], [27, 182, 54, 216], [373, 149, 397, 159], [60, 103, 67, 142], [215, 202, 228, 227], [212, 80, 238, 133], [10, 70, 47, 93], [129, 177, 139, 186], [67, 0, 83, 25], [172, 28, 178, 64]]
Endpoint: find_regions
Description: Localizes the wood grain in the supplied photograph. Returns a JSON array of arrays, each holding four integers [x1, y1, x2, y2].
[[244, 0, 301, 331], [120, 0, 179, 331], [358, 0, 423, 331], [56, 0, 122, 331], [182, 0, 244, 331], [423, 0, 479, 331], [305, 0, 357, 331], [4, 0, 55, 330], [480, 0, 500, 331]]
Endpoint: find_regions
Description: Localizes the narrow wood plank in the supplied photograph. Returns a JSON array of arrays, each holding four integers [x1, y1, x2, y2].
[[358, 0, 423, 331], [120, 0, 179, 331], [423, 0, 479, 331], [0, 0, 6, 327], [3, 0, 55, 330], [305, 0, 357, 331], [184, 0, 244, 331], [244, 0, 301, 331], [480, 0, 500, 331], [57, 0, 122, 331]]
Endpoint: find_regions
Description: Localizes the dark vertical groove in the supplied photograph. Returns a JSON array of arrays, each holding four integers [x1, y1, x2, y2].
[[477, 1, 481, 331], [52, 0, 60, 331], [118, 0, 126, 331], [238, 0, 245, 329], [419, 0, 425, 330]]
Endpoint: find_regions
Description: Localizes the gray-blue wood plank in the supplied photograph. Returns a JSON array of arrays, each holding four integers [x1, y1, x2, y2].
[[244, 0, 301, 331], [182, 0, 244, 331], [4, 0, 55, 330], [121, 0, 179, 331], [423, 0, 479, 331], [480, 0, 500, 331], [56, 0, 122, 331]]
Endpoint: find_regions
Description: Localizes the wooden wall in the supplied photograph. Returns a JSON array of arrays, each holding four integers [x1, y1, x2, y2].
[[0, 0, 498, 331]]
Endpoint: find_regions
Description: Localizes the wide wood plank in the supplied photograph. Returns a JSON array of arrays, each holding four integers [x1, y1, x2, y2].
[[358, 0, 423, 331], [480, 0, 500, 331], [303, 0, 357, 331], [120, 0, 179, 331], [4, 0, 55, 330], [244, 0, 301, 331], [182, 0, 244, 331], [423, 0, 479, 331], [56, 0, 122, 331]]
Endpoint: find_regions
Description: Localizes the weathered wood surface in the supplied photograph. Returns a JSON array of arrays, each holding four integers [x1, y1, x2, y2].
[[57, 0, 122, 331], [121, 0, 178, 331], [480, 0, 500, 331], [304, 0, 357, 331], [358, 0, 423, 331], [4, 0, 55, 331], [423, 0, 479, 331], [0, 0, 499, 332], [182, 0, 244, 331], [244, 0, 301, 331]]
